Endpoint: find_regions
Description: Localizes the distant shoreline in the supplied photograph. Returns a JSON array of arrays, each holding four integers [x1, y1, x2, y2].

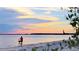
[[0, 33, 76, 35]]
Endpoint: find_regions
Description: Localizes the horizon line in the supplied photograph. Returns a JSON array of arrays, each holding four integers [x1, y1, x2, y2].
[[0, 33, 76, 35]]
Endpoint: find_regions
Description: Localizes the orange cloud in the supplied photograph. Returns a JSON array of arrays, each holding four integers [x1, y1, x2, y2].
[[21, 22, 66, 29], [16, 21, 74, 34], [15, 25, 74, 34]]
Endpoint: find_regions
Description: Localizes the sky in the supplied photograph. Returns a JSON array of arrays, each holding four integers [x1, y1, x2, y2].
[[0, 7, 75, 34]]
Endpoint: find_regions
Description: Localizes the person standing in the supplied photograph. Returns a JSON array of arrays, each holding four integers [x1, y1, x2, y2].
[[18, 36, 23, 47]]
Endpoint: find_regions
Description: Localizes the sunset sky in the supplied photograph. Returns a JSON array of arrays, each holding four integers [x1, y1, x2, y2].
[[0, 7, 75, 34]]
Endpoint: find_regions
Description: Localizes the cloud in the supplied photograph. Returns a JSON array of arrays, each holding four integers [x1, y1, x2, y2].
[[5, 7, 59, 24], [31, 7, 61, 11], [0, 8, 52, 25], [15, 25, 74, 34], [31, 7, 62, 15], [17, 15, 59, 21], [9, 7, 59, 21], [20, 21, 66, 29], [19, 18, 51, 24], [0, 7, 74, 34], [9, 7, 34, 15], [18, 21, 74, 33]]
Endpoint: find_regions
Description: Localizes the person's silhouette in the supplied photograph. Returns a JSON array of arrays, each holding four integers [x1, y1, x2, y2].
[[18, 36, 23, 47]]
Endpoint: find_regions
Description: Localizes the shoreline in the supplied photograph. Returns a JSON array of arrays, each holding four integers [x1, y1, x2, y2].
[[0, 39, 79, 51]]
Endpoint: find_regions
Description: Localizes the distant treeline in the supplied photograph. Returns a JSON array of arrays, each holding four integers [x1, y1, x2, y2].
[[30, 33, 75, 35], [0, 33, 76, 35]]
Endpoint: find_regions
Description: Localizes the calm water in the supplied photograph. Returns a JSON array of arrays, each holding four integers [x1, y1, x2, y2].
[[0, 35, 71, 48]]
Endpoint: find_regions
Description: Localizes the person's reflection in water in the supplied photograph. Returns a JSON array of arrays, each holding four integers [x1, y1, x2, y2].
[[18, 36, 23, 47]]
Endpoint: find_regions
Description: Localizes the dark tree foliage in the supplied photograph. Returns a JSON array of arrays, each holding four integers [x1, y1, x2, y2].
[[66, 7, 79, 35], [66, 7, 79, 47]]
